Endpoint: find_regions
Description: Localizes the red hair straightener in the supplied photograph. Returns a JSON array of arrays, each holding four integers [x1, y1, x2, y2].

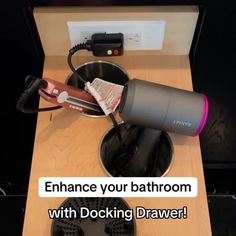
[[16, 75, 102, 115]]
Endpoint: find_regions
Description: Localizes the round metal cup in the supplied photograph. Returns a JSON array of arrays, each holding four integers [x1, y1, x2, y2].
[[99, 123, 174, 177], [66, 60, 129, 117]]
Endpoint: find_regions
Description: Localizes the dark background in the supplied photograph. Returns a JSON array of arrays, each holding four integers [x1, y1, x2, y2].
[[1, 1, 236, 235]]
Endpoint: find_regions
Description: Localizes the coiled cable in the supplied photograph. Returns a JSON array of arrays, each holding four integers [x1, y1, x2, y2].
[[16, 75, 62, 113]]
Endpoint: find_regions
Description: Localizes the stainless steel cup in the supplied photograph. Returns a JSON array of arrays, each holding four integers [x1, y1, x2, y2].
[[99, 123, 174, 177]]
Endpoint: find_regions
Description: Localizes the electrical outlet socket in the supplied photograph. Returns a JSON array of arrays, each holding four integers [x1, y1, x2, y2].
[[67, 21, 166, 51]]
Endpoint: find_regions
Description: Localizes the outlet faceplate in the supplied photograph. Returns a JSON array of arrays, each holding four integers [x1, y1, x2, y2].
[[67, 21, 166, 51]]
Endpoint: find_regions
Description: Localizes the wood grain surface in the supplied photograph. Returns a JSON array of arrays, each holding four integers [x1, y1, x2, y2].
[[23, 55, 212, 236]]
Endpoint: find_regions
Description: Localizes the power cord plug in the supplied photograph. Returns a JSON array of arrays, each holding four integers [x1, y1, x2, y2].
[[67, 33, 124, 84], [87, 33, 123, 56]]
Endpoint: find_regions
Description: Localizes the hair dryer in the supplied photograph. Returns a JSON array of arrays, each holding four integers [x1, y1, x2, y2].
[[105, 79, 209, 177], [119, 79, 208, 136]]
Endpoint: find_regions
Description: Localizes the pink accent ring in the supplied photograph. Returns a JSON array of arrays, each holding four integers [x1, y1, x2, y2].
[[194, 95, 209, 136]]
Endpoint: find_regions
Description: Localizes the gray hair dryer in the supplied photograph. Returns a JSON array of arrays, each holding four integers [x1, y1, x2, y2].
[[119, 79, 208, 136], [112, 79, 209, 177]]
